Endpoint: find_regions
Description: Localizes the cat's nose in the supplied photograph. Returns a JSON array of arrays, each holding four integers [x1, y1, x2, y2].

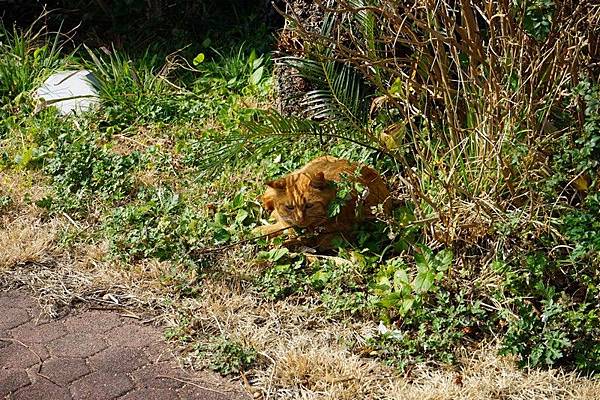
[[295, 210, 305, 225]]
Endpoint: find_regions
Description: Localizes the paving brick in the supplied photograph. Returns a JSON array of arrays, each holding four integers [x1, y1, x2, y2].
[[130, 363, 185, 390], [0, 308, 30, 331], [0, 339, 49, 361], [143, 343, 176, 364], [10, 320, 67, 343], [63, 310, 122, 334], [88, 346, 148, 374], [0, 290, 245, 400], [0, 290, 37, 310], [25, 342, 50, 361], [48, 332, 107, 358], [0, 368, 30, 397], [0, 342, 41, 369], [70, 371, 134, 400], [40, 357, 90, 386], [178, 383, 235, 400], [107, 324, 160, 348], [13, 377, 70, 400], [118, 388, 180, 400]]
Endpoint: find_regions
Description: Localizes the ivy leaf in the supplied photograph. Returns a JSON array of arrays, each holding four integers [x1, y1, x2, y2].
[[393, 268, 410, 293], [399, 297, 415, 316], [214, 212, 227, 226], [414, 252, 428, 271], [380, 292, 403, 308], [235, 209, 249, 224], [213, 228, 230, 244], [268, 247, 289, 262]]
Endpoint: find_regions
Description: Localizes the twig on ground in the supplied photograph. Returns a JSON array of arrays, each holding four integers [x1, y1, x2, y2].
[[0, 337, 48, 378], [156, 375, 233, 395]]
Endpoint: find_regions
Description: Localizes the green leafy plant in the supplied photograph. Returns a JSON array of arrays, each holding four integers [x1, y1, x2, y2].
[[571, 79, 600, 173], [326, 170, 367, 218], [515, 0, 556, 40], [371, 246, 452, 321], [562, 193, 600, 261], [196, 337, 258, 375], [369, 289, 490, 370], [103, 186, 203, 262], [256, 248, 308, 299], [256, 248, 376, 316], [0, 195, 12, 212], [37, 129, 140, 214], [496, 247, 600, 372]]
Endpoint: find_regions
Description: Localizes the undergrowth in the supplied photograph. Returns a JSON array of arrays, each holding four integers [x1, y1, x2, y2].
[[1, 1, 599, 388]]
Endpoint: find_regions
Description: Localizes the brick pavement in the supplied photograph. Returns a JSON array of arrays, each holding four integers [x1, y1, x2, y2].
[[0, 290, 249, 400]]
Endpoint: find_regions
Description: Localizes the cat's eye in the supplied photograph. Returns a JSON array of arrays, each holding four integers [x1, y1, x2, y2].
[[285, 204, 295, 210], [305, 203, 314, 209]]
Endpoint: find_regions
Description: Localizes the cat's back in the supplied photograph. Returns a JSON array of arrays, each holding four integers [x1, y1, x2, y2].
[[298, 156, 354, 180], [297, 156, 390, 212]]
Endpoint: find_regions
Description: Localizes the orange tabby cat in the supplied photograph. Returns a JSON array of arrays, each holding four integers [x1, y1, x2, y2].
[[255, 156, 391, 247]]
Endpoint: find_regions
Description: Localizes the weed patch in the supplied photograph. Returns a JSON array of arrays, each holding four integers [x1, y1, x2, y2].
[[103, 186, 202, 263], [39, 130, 141, 214]]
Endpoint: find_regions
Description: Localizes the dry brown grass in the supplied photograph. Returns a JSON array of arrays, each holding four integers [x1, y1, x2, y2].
[[388, 346, 600, 400], [1, 234, 189, 317], [0, 214, 60, 270], [173, 274, 600, 399], [0, 168, 183, 314], [0, 169, 51, 211], [1, 170, 56, 270]]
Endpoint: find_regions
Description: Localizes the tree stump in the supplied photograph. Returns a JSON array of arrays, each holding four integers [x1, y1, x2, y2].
[[272, 0, 324, 116]]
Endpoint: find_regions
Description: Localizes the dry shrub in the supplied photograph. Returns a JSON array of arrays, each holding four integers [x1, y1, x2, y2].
[[281, 0, 599, 245]]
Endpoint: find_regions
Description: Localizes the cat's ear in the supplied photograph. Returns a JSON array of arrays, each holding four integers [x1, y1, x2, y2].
[[310, 172, 328, 189], [262, 195, 275, 211], [266, 178, 286, 190]]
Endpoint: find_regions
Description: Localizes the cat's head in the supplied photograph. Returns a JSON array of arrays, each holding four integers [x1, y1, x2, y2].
[[262, 171, 336, 228]]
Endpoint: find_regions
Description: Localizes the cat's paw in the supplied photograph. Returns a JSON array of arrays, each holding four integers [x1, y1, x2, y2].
[[253, 223, 288, 237]]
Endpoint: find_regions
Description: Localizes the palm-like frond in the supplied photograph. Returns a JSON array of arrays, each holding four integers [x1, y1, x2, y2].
[[243, 110, 385, 156], [195, 108, 389, 175], [279, 56, 372, 129]]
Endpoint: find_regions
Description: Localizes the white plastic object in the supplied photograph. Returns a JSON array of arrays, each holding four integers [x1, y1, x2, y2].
[[35, 70, 100, 115]]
